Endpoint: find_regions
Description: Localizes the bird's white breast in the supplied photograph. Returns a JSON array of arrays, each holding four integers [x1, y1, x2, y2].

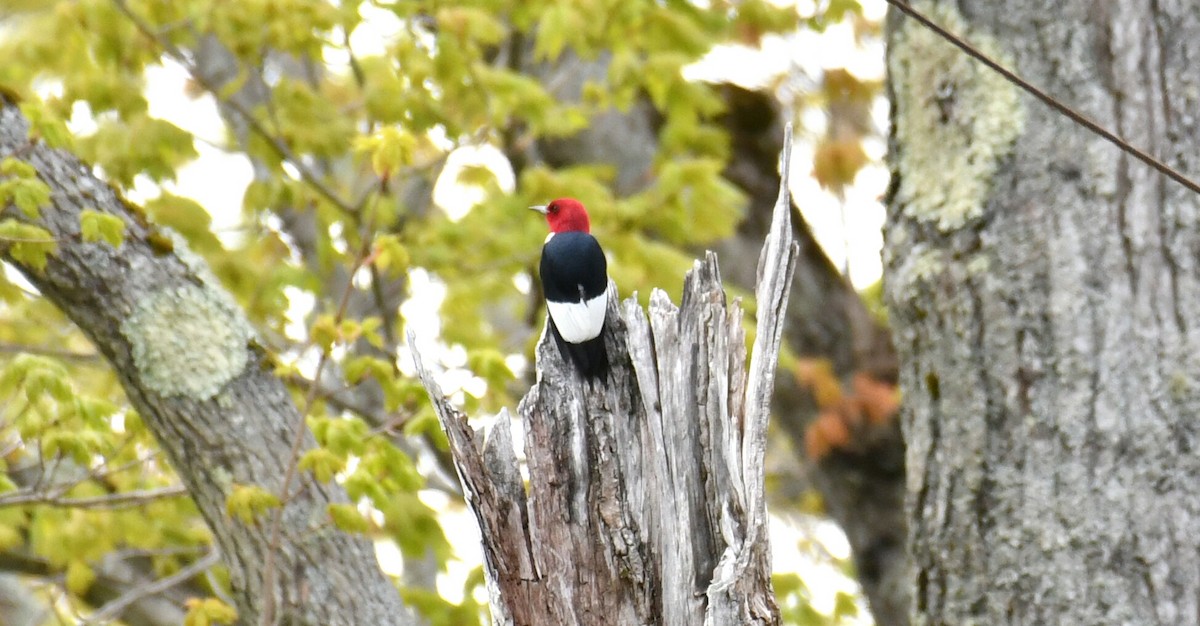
[[547, 283, 609, 343]]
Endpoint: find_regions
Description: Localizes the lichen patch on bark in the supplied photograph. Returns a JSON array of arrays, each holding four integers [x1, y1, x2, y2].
[[889, 1, 1024, 231], [122, 283, 253, 399]]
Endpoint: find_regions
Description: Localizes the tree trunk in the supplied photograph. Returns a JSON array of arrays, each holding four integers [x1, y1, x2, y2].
[[413, 130, 799, 625], [885, 0, 1200, 623], [0, 99, 418, 625]]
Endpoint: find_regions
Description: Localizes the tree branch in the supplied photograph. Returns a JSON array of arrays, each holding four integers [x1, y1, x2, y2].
[[0, 485, 187, 509], [0, 551, 199, 626], [0, 342, 101, 362], [82, 550, 221, 625], [110, 0, 360, 219]]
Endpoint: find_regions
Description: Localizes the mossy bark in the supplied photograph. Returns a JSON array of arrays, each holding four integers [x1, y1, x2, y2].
[[886, 1, 1200, 623]]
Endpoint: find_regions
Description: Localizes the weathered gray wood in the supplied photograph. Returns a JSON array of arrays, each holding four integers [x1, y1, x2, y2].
[[413, 127, 798, 625], [0, 99, 418, 625], [886, 1, 1200, 623]]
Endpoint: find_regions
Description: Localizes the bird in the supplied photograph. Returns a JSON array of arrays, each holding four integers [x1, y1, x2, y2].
[[531, 198, 610, 383]]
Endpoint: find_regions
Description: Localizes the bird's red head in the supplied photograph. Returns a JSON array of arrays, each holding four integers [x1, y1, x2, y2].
[[533, 198, 590, 233]]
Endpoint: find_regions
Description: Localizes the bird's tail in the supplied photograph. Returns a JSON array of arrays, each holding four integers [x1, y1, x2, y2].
[[549, 319, 609, 384]]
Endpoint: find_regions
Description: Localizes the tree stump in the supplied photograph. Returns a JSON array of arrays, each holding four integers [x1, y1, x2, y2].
[[413, 127, 798, 626]]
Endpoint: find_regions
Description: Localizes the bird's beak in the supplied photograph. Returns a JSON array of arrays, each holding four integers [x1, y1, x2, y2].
[[529, 205, 548, 215]]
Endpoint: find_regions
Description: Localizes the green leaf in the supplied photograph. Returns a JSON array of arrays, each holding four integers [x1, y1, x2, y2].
[[65, 559, 96, 596], [338, 318, 362, 344], [436, 7, 507, 45], [79, 209, 126, 248], [343, 355, 394, 386], [123, 409, 145, 435], [343, 469, 385, 503], [61, 67, 147, 117], [77, 396, 118, 426], [0, 525, 21, 551], [144, 193, 222, 253], [298, 448, 344, 483], [76, 114, 197, 186], [833, 590, 859, 617], [374, 234, 410, 278], [736, 0, 803, 35], [456, 163, 497, 188], [533, 3, 577, 60], [359, 437, 424, 493], [646, 8, 713, 56], [355, 127, 418, 180], [2, 353, 70, 401], [19, 101, 72, 148], [42, 431, 92, 464], [0, 157, 37, 179], [310, 314, 339, 351], [268, 78, 354, 158], [360, 317, 385, 349], [327, 503, 370, 534], [380, 492, 450, 561], [0, 176, 51, 218], [24, 369, 72, 403], [401, 409, 440, 440], [225, 484, 281, 525], [0, 269, 25, 304], [399, 584, 484, 626], [184, 597, 238, 626], [5, 232, 56, 269], [321, 418, 368, 457], [468, 348, 512, 386]]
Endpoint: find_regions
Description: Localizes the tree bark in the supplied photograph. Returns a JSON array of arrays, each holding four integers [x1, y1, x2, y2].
[[0, 99, 418, 625], [885, 0, 1200, 623], [413, 129, 799, 625]]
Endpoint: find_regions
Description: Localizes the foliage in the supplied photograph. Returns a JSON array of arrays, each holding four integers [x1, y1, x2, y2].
[[0, 156, 56, 268], [796, 358, 900, 461], [184, 597, 239, 626], [79, 209, 127, 247], [0, 0, 878, 622], [774, 572, 860, 626]]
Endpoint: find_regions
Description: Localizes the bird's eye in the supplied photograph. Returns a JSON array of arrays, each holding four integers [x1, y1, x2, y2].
[[548, 203, 559, 213]]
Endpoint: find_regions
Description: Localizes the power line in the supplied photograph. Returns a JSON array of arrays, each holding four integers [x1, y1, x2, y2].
[[884, 0, 1200, 196]]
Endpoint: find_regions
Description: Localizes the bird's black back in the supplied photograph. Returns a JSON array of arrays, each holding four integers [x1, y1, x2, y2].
[[539, 231, 607, 302]]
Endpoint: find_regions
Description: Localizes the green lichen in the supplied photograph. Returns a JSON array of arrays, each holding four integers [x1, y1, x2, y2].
[[169, 229, 251, 321], [1169, 371, 1191, 401], [212, 467, 234, 490], [911, 247, 946, 282], [889, 1, 1025, 230], [967, 254, 990, 275], [123, 283, 253, 400]]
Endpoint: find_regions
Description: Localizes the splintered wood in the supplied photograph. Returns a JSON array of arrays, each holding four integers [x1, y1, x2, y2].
[[413, 126, 798, 626]]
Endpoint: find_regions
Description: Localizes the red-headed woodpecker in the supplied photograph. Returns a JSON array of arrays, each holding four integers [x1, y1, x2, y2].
[[531, 198, 610, 383]]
